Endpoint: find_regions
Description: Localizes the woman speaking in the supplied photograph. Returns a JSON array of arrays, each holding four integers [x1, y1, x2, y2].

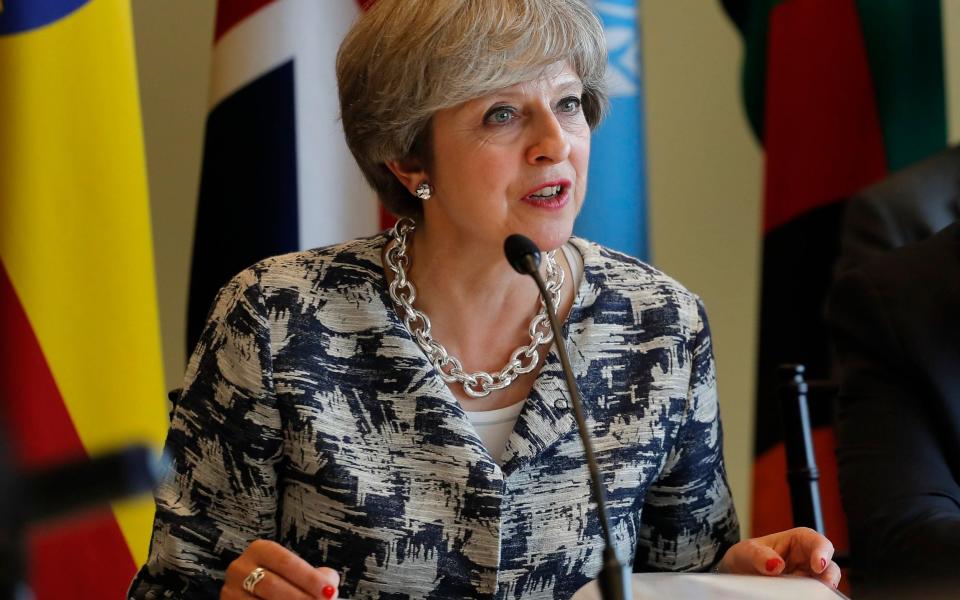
[[131, 1, 839, 598]]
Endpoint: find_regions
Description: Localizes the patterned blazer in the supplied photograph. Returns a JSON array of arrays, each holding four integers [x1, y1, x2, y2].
[[129, 233, 739, 599]]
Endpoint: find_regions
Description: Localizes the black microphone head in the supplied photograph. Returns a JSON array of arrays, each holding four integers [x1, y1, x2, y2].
[[504, 234, 541, 274]]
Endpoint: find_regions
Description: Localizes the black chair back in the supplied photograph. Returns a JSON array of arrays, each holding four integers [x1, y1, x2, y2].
[[777, 364, 849, 568]]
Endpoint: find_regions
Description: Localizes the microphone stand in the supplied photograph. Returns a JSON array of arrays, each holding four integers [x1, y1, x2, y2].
[[506, 236, 631, 600], [0, 442, 160, 598]]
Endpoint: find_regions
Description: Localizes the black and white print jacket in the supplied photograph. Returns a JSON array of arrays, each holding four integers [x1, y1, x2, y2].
[[130, 233, 739, 599]]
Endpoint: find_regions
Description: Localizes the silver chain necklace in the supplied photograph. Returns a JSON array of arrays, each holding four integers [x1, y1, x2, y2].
[[384, 218, 564, 398]]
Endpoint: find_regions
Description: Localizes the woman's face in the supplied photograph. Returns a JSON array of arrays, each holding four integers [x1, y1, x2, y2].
[[423, 63, 591, 254]]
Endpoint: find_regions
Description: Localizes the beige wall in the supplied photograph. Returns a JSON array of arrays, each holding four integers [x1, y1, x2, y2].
[[134, 2, 763, 530], [132, 0, 215, 394], [643, 2, 762, 527]]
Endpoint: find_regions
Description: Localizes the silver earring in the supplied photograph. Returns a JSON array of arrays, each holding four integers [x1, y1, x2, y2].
[[415, 182, 432, 200]]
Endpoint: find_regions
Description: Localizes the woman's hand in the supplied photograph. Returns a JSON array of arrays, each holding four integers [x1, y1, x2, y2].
[[221, 540, 340, 599], [716, 527, 840, 589]]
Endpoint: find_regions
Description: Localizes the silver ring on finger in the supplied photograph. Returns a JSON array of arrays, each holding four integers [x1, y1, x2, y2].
[[242, 567, 267, 596]]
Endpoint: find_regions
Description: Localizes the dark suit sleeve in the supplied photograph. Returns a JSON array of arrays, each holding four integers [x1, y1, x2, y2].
[[827, 268, 960, 582], [834, 195, 903, 276]]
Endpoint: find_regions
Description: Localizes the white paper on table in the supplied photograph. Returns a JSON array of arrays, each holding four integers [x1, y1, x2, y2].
[[571, 573, 848, 600]]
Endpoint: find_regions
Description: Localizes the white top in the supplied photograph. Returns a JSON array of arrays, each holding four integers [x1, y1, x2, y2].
[[463, 243, 585, 464], [464, 401, 528, 464]]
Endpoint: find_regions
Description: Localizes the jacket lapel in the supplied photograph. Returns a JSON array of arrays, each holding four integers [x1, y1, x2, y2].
[[366, 234, 501, 471], [499, 262, 593, 477], [499, 353, 578, 477]]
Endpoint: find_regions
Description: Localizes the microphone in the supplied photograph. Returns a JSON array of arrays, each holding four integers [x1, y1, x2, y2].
[[21, 444, 162, 525], [0, 442, 161, 597], [503, 234, 631, 600], [503, 234, 541, 275]]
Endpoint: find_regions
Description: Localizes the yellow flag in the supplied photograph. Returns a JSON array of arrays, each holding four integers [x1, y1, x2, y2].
[[0, 1, 167, 597]]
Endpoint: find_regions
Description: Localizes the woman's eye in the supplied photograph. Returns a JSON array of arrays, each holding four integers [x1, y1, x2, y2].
[[484, 107, 515, 125], [558, 96, 582, 114]]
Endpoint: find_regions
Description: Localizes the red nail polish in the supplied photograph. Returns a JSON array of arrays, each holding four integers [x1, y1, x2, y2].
[[820, 557, 827, 571], [765, 558, 781, 572], [322, 585, 336, 599]]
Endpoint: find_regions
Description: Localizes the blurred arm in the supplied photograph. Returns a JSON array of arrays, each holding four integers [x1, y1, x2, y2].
[[828, 268, 960, 581]]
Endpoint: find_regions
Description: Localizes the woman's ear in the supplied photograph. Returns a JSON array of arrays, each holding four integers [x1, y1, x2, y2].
[[385, 156, 428, 195]]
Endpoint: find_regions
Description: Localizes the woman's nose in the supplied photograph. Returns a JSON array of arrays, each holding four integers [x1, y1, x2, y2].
[[525, 111, 571, 165]]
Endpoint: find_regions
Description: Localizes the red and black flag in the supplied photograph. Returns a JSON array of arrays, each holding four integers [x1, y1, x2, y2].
[[721, 0, 948, 544]]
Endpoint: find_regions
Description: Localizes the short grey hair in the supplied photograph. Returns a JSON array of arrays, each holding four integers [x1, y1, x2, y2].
[[336, 0, 609, 219]]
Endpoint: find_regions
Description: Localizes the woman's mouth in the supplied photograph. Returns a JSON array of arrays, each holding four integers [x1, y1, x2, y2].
[[520, 181, 570, 210]]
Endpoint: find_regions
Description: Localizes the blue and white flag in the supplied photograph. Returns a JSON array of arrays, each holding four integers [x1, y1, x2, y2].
[[578, 0, 649, 260]]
